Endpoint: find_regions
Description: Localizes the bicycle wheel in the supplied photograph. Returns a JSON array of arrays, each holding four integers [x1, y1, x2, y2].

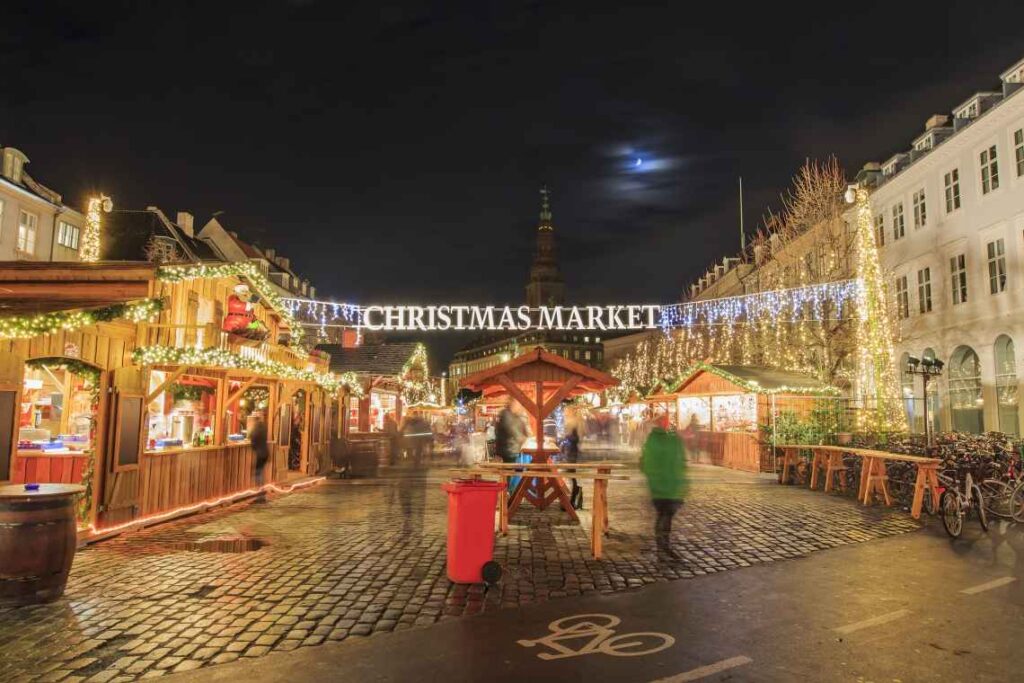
[[971, 484, 989, 532], [1012, 480, 1024, 523], [979, 479, 1013, 519], [600, 632, 676, 657], [941, 491, 963, 538]]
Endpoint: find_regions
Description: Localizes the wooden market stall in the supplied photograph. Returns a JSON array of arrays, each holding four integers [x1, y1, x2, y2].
[[460, 348, 619, 516], [0, 261, 349, 535], [650, 363, 837, 473]]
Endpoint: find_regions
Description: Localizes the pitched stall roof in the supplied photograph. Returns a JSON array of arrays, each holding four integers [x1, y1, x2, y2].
[[461, 348, 619, 398], [665, 363, 836, 396], [0, 262, 154, 314], [318, 342, 421, 377]]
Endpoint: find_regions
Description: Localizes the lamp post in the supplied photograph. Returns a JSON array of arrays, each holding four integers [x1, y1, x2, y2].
[[904, 355, 944, 448]]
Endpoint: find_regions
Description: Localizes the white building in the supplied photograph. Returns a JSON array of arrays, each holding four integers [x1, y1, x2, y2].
[[0, 146, 86, 263], [864, 56, 1024, 436]]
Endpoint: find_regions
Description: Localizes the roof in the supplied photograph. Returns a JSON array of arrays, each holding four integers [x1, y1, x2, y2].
[[318, 342, 421, 376], [102, 209, 220, 262], [669, 363, 836, 395], [0, 262, 154, 314], [461, 348, 618, 394]]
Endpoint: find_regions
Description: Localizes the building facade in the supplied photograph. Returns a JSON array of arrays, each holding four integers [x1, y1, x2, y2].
[[0, 146, 86, 263], [866, 56, 1024, 436]]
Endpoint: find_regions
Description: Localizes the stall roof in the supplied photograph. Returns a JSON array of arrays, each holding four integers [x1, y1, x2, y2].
[[318, 342, 421, 377], [658, 363, 837, 397], [0, 262, 155, 314], [461, 348, 618, 396]]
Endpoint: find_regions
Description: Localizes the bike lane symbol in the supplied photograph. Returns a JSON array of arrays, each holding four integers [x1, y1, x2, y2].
[[517, 613, 675, 660]]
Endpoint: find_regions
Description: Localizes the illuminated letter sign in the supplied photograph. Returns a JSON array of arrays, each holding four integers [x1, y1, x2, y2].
[[350, 305, 662, 332]]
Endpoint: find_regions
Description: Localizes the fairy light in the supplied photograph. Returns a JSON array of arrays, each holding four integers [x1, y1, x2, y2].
[[85, 476, 326, 536], [850, 186, 905, 432], [157, 263, 305, 345], [81, 195, 111, 262], [0, 299, 163, 340], [132, 345, 362, 395]]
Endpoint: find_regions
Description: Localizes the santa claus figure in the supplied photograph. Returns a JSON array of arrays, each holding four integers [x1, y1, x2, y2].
[[223, 284, 268, 339]]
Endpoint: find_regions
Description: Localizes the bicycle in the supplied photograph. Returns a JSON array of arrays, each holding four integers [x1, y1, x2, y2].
[[978, 452, 1024, 521], [938, 460, 988, 538]]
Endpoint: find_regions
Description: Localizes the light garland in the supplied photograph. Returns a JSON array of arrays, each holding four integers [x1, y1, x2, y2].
[[80, 195, 110, 262], [0, 299, 164, 340], [399, 343, 440, 406], [132, 345, 362, 396], [850, 187, 906, 432], [156, 263, 305, 344], [665, 362, 840, 396]]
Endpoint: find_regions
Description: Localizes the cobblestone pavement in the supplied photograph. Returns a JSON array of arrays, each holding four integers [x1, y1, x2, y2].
[[0, 463, 920, 682]]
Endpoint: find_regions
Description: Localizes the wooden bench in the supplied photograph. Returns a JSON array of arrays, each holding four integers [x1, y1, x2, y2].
[[777, 445, 940, 519], [454, 462, 630, 559]]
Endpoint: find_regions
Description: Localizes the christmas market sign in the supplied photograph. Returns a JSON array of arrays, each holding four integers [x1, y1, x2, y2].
[[359, 305, 661, 332]]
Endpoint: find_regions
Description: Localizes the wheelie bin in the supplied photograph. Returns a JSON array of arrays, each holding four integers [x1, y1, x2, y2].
[[440, 479, 503, 584]]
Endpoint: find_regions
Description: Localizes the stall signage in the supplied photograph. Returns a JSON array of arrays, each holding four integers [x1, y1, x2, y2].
[[359, 305, 661, 332]]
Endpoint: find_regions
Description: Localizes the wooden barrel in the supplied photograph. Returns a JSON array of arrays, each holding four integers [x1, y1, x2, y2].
[[0, 483, 84, 607]]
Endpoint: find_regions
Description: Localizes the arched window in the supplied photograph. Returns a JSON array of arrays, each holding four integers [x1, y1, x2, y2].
[[923, 348, 942, 436], [899, 352, 916, 428], [949, 345, 983, 433], [994, 335, 1018, 436]]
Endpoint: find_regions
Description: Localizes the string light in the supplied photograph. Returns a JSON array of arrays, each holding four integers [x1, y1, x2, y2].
[[0, 299, 163, 340], [80, 195, 111, 262], [85, 476, 326, 536], [157, 263, 305, 344], [132, 345, 362, 395]]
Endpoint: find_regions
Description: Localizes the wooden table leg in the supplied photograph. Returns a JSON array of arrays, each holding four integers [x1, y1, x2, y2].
[[499, 477, 509, 535], [910, 464, 940, 519], [810, 450, 822, 490], [591, 477, 606, 559], [781, 447, 793, 484], [858, 456, 871, 502]]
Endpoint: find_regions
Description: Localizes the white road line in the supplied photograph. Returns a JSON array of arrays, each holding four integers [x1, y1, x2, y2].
[[649, 655, 753, 682], [960, 576, 1017, 595], [833, 609, 910, 635]]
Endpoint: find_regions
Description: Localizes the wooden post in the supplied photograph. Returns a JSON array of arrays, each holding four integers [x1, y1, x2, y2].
[[499, 478, 509, 535]]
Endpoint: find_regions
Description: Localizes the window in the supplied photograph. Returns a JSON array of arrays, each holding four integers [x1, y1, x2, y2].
[[912, 189, 927, 229], [949, 346, 983, 434], [895, 275, 909, 320], [995, 335, 1019, 437], [56, 221, 80, 249], [944, 169, 961, 213], [17, 210, 37, 254], [892, 203, 905, 240], [987, 238, 1007, 294], [874, 213, 885, 247], [980, 145, 999, 194], [584, 350, 592, 360], [917, 267, 932, 313], [1014, 128, 1024, 178], [950, 254, 968, 305]]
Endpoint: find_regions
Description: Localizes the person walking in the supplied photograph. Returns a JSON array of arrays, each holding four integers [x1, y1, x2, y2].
[[495, 400, 527, 464], [640, 413, 687, 558], [249, 413, 270, 504], [383, 412, 400, 466], [563, 416, 583, 510]]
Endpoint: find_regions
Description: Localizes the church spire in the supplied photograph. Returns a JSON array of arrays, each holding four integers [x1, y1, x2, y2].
[[539, 185, 553, 231]]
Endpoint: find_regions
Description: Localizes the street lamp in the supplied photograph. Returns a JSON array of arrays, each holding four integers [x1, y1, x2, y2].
[[904, 354, 944, 448]]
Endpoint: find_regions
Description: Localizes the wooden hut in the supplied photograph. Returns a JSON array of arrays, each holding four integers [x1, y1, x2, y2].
[[648, 363, 837, 473], [0, 261, 352, 536]]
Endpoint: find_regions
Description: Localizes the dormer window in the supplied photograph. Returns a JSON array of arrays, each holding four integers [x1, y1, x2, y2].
[[956, 100, 979, 119], [913, 137, 931, 152], [2, 148, 28, 184]]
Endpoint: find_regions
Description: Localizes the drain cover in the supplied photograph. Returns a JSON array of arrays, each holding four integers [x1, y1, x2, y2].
[[170, 536, 267, 553]]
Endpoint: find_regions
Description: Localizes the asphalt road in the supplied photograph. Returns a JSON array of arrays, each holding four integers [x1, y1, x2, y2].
[[166, 516, 1024, 683]]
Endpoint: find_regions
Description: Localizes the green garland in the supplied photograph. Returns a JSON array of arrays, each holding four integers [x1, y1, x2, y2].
[[155, 263, 304, 344], [23, 357, 102, 524], [0, 299, 164, 340], [170, 383, 215, 402], [242, 386, 270, 408], [132, 345, 362, 396]]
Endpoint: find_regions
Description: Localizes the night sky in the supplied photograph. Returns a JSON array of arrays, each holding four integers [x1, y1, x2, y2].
[[5, 1, 1024, 364]]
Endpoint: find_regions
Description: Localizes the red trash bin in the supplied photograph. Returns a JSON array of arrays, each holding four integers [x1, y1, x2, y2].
[[441, 479, 503, 584]]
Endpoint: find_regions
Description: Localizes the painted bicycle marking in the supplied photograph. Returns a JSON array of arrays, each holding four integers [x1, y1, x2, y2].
[[517, 613, 675, 660]]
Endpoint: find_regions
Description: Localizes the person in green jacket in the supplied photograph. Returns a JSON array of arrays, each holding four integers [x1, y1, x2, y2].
[[640, 413, 688, 558]]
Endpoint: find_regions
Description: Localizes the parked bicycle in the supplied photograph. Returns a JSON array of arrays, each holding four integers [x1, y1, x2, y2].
[[937, 459, 988, 538]]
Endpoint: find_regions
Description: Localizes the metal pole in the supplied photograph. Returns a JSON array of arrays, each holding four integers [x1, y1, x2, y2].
[[922, 373, 931, 448]]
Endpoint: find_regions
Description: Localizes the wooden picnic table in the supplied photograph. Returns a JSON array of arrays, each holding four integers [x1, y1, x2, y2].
[[464, 461, 630, 559], [776, 445, 941, 520]]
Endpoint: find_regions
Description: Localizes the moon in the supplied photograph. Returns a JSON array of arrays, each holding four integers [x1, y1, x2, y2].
[[634, 158, 643, 168]]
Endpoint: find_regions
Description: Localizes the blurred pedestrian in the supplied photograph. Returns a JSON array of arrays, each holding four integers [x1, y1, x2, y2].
[[495, 399, 528, 464], [563, 414, 583, 510], [249, 412, 270, 503], [384, 412, 400, 466], [640, 413, 687, 559]]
